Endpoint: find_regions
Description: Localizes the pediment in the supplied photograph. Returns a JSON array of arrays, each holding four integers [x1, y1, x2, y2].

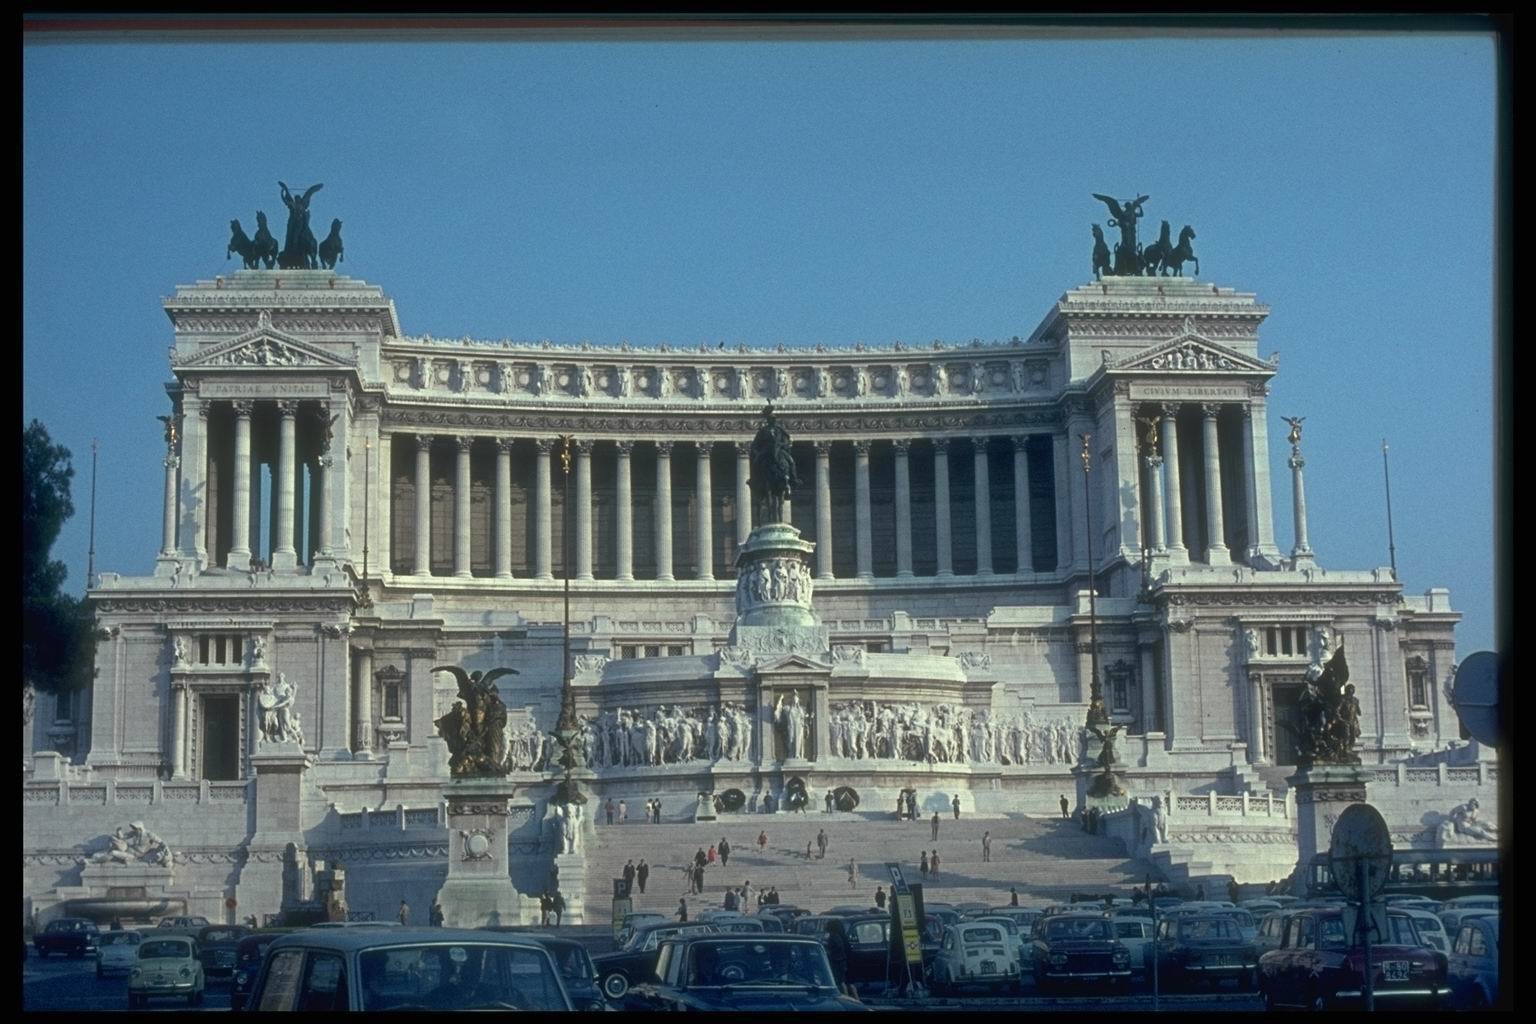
[[754, 653, 833, 674], [175, 312, 356, 370], [1115, 317, 1275, 374]]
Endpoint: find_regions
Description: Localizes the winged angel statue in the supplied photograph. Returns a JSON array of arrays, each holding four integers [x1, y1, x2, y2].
[[433, 665, 520, 777]]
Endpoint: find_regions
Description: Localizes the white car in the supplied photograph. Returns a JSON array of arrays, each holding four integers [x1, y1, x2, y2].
[[128, 934, 204, 1008], [96, 930, 143, 977], [969, 916, 1027, 968], [1404, 908, 1449, 954], [1110, 916, 1155, 975], [933, 922, 1022, 994], [1448, 914, 1499, 1009]]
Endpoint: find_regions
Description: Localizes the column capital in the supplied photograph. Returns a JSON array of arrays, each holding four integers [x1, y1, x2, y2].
[[1159, 402, 1182, 420], [415, 433, 434, 452], [575, 438, 594, 455], [317, 453, 334, 470], [495, 437, 515, 454], [892, 438, 911, 455], [733, 440, 751, 457], [275, 400, 300, 417], [1200, 402, 1223, 419], [853, 439, 872, 456], [230, 400, 255, 417], [933, 438, 950, 455], [164, 454, 181, 471], [1142, 453, 1163, 470], [967, 436, 987, 455], [535, 438, 555, 455], [655, 440, 674, 456], [616, 440, 635, 456], [1288, 452, 1306, 470], [814, 440, 833, 457], [1012, 435, 1030, 453], [455, 435, 475, 452], [1241, 403, 1255, 420], [693, 439, 712, 458]]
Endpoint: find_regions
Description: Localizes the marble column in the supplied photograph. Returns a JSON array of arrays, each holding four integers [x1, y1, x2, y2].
[[694, 441, 713, 580], [1012, 436, 1032, 574], [655, 441, 674, 581], [972, 438, 993, 576], [260, 443, 272, 563], [160, 451, 180, 557], [1248, 672, 1267, 765], [616, 441, 635, 581], [893, 439, 914, 578], [1289, 438, 1314, 565], [855, 440, 874, 580], [494, 440, 513, 579], [185, 399, 208, 567], [316, 454, 333, 556], [576, 439, 595, 580], [413, 435, 432, 575], [734, 441, 752, 547], [170, 683, 188, 779], [813, 442, 834, 579], [1201, 404, 1230, 565], [453, 436, 473, 578], [934, 439, 954, 577], [1249, 394, 1281, 561], [228, 401, 253, 568], [535, 439, 554, 580], [1241, 406, 1262, 564], [1144, 451, 1166, 552], [1051, 433, 1072, 572], [1160, 404, 1187, 559], [1138, 645, 1159, 734], [354, 647, 374, 756]]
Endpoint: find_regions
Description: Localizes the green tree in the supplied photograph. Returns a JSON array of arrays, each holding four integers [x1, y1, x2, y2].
[[23, 419, 93, 694]]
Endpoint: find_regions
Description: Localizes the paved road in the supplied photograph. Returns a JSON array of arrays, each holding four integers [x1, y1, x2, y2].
[[22, 951, 233, 1013]]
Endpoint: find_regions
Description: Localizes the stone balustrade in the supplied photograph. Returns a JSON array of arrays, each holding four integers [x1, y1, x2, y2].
[[22, 779, 252, 807]]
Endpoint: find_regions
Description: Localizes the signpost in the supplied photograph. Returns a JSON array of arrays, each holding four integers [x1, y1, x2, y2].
[[1450, 651, 1500, 747], [612, 878, 632, 942], [1329, 803, 1393, 1012], [886, 863, 923, 996]]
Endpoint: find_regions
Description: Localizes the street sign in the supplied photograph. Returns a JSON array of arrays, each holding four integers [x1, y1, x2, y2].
[[1450, 651, 1500, 747], [886, 862, 909, 895], [893, 893, 922, 965], [1330, 803, 1393, 903], [225, 897, 238, 910], [612, 896, 632, 942]]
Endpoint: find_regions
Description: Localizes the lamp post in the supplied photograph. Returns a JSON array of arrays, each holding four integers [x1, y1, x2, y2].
[[552, 436, 584, 801], [359, 437, 372, 608], [1082, 434, 1107, 727]]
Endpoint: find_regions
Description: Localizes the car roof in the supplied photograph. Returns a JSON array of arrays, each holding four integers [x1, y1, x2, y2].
[[663, 934, 823, 947], [500, 932, 588, 951], [266, 928, 552, 953], [1045, 911, 1111, 921]]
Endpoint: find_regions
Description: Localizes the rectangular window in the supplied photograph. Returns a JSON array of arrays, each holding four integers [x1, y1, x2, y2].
[[1280, 629, 1293, 657], [1293, 628, 1307, 655], [620, 645, 638, 660], [215, 636, 227, 664], [55, 688, 73, 722], [199, 635, 211, 664], [644, 645, 660, 659], [866, 642, 887, 653], [1265, 628, 1278, 656], [384, 682, 401, 720], [667, 645, 686, 657]]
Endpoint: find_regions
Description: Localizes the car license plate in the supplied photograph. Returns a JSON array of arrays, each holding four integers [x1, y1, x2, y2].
[[1383, 961, 1410, 982], [981, 961, 996, 973]]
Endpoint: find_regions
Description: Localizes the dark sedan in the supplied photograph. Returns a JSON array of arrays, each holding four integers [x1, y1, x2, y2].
[[488, 930, 606, 1012], [1029, 912, 1133, 994], [34, 918, 101, 959], [1154, 914, 1258, 991], [1259, 906, 1446, 1010], [196, 924, 252, 980], [592, 922, 720, 999], [625, 935, 868, 1012], [229, 929, 297, 1011]]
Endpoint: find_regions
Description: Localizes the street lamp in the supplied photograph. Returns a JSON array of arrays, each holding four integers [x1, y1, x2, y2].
[[1082, 433, 1107, 727]]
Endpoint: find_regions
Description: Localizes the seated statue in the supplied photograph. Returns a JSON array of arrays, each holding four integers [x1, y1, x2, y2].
[[1443, 797, 1497, 843]]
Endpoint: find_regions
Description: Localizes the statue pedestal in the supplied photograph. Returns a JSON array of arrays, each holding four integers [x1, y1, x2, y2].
[[435, 779, 524, 929], [1285, 764, 1369, 890], [552, 852, 587, 925], [241, 747, 313, 922]]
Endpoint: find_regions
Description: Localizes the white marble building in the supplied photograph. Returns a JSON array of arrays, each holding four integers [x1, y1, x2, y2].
[[22, 269, 1462, 923]]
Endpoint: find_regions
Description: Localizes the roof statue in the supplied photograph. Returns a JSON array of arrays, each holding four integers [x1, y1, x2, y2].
[[226, 184, 345, 271], [748, 404, 798, 524], [1091, 194, 1199, 278], [277, 182, 323, 269], [433, 665, 520, 777]]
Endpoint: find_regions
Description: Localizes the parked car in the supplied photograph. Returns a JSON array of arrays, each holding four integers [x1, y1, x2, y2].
[[230, 929, 298, 1012], [969, 915, 1027, 970], [156, 915, 211, 932], [306, 920, 399, 929], [1237, 898, 1281, 915], [34, 918, 101, 959], [835, 914, 895, 990], [128, 934, 205, 1008], [1383, 895, 1440, 910], [593, 922, 720, 999], [1404, 908, 1450, 955], [1446, 913, 1499, 1009], [953, 902, 993, 918], [933, 920, 1023, 994], [1109, 915, 1155, 976], [624, 935, 868, 1012], [715, 919, 768, 934], [1252, 910, 1294, 954], [96, 930, 143, 977], [1154, 914, 1259, 991], [828, 905, 877, 916], [196, 924, 252, 980], [614, 912, 668, 946], [245, 928, 572, 1011], [1258, 906, 1446, 1010], [497, 931, 606, 1012], [1439, 904, 1499, 936], [1029, 912, 1133, 995]]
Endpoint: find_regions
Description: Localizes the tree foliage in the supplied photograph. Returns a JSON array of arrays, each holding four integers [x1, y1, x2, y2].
[[23, 420, 94, 694]]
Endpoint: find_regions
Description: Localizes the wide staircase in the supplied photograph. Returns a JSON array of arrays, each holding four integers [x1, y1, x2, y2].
[[580, 812, 1165, 923]]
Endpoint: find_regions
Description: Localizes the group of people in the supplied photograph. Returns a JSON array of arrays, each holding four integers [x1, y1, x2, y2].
[[536, 890, 568, 927], [603, 797, 666, 824], [620, 859, 652, 895], [395, 899, 446, 927]]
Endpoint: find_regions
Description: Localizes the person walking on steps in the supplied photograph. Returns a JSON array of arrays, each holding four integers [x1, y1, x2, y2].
[[875, 885, 887, 911], [397, 899, 411, 925], [931, 811, 940, 841], [817, 829, 829, 859], [605, 798, 616, 825], [677, 898, 688, 922], [982, 831, 992, 863], [757, 830, 768, 853], [1010, 887, 1019, 907], [930, 850, 940, 879], [719, 837, 731, 867], [806, 840, 814, 860], [637, 859, 649, 894], [1059, 794, 1070, 819], [708, 844, 717, 865], [919, 851, 929, 878], [539, 891, 552, 926], [552, 890, 566, 927], [619, 798, 628, 824], [847, 858, 859, 889], [952, 794, 961, 820], [623, 860, 637, 895]]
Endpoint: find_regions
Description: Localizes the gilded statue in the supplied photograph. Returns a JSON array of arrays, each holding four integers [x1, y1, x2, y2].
[[433, 665, 520, 776]]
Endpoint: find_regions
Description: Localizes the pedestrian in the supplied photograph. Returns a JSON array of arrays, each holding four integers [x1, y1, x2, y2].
[[919, 851, 929, 877], [539, 890, 552, 926], [397, 899, 411, 925], [110, 917, 123, 931], [1010, 887, 1019, 907], [931, 811, 940, 841], [708, 844, 718, 865], [619, 798, 628, 824], [806, 840, 814, 860], [677, 898, 689, 922], [719, 837, 731, 867], [694, 864, 706, 895], [875, 885, 887, 910], [847, 857, 859, 889], [606, 798, 616, 825], [1194, 884, 1205, 901], [982, 831, 992, 863], [825, 790, 834, 813], [430, 901, 444, 927], [623, 859, 637, 894], [725, 887, 739, 912], [817, 828, 828, 859], [952, 793, 961, 820], [930, 850, 940, 878], [894, 793, 904, 821], [654, 798, 663, 824], [767, 887, 779, 906], [757, 830, 768, 852], [637, 859, 649, 894], [825, 917, 856, 999], [552, 890, 566, 926], [695, 847, 708, 870], [1059, 794, 1070, 819], [742, 880, 754, 913]]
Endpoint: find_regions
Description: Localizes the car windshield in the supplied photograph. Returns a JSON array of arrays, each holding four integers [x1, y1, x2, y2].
[[201, 929, 243, 943], [140, 940, 192, 959], [851, 921, 887, 945], [685, 941, 837, 989], [1046, 919, 1109, 941], [1115, 922, 1148, 939], [1180, 918, 1239, 941], [357, 944, 567, 1011], [962, 926, 1004, 943], [46, 921, 91, 933], [1319, 917, 1350, 950], [542, 943, 594, 982], [101, 933, 142, 946]]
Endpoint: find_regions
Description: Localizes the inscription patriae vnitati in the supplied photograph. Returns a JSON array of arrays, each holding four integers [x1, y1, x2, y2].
[[202, 381, 331, 398]]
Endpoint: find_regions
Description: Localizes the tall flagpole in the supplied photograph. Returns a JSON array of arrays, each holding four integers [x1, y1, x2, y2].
[[1381, 438, 1398, 582], [87, 439, 99, 588]]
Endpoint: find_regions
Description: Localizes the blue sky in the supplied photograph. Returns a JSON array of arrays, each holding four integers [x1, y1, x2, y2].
[[23, 33, 1497, 653]]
